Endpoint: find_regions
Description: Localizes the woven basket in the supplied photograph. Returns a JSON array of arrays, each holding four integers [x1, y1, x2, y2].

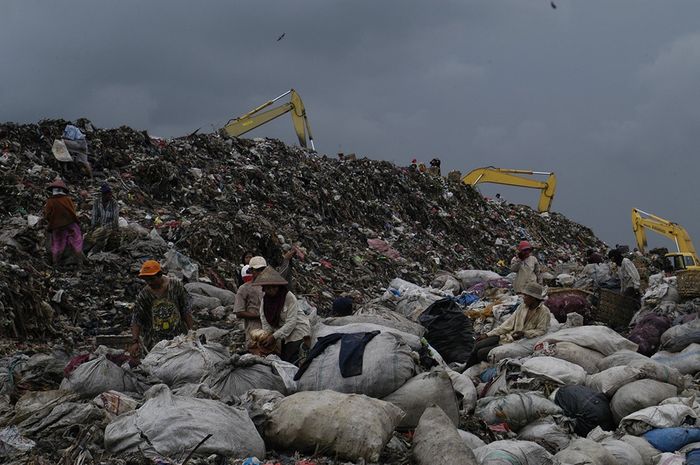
[[593, 289, 638, 328], [677, 270, 700, 298]]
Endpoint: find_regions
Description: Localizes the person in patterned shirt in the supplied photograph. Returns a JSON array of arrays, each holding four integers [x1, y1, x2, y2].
[[129, 260, 194, 356]]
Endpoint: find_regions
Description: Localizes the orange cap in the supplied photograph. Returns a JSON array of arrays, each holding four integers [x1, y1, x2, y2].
[[139, 260, 162, 277]]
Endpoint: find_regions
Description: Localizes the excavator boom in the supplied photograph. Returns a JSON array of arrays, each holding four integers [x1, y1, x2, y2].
[[462, 167, 557, 212], [223, 89, 315, 150], [631, 208, 698, 257]]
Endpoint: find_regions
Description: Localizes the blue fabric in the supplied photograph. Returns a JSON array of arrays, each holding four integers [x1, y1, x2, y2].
[[479, 367, 498, 383], [454, 293, 479, 306], [644, 428, 700, 453], [687, 449, 700, 465], [63, 125, 85, 141]]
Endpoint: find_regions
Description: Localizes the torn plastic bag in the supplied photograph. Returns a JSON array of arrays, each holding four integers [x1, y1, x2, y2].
[[163, 248, 199, 281]]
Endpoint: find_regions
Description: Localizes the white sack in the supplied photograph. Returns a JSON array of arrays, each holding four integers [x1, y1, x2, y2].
[[475, 392, 562, 432], [619, 403, 699, 436], [382, 369, 459, 429], [521, 356, 587, 385], [185, 282, 235, 306], [652, 343, 700, 375], [140, 335, 229, 388], [412, 405, 478, 465], [265, 390, 403, 462], [537, 325, 638, 356], [474, 439, 554, 465], [610, 379, 678, 424], [104, 384, 264, 459], [296, 332, 416, 398], [455, 269, 502, 288], [60, 355, 145, 397], [586, 366, 643, 396]]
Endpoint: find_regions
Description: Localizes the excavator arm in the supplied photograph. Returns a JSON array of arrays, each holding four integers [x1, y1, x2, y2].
[[631, 208, 698, 257], [223, 89, 315, 150], [462, 167, 557, 212]]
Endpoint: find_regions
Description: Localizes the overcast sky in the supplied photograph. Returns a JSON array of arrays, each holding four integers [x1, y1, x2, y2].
[[2, 1, 699, 249]]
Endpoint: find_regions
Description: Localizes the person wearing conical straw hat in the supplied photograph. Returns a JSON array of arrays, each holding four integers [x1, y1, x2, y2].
[[253, 266, 311, 365]]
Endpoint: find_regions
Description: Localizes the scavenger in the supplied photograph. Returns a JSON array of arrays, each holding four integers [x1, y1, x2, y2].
[[129, 260, 194, 355], [468, 282, 551, 366], [510, 240, 540, 293], [233, 256, 267, 344], [254, 266, 311, 365], [43, 179, 84, 266]]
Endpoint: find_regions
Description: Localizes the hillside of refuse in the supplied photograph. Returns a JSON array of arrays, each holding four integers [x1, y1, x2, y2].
[[0, 119, 604, 343]]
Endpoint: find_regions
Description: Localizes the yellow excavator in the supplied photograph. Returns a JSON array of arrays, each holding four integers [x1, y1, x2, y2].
[[462, 167, 557, 213], [223, 89, 315, 150], [631, 208, 699, 271]]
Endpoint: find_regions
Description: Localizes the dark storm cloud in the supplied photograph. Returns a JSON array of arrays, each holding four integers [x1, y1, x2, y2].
[[1, 0, 699, 247]]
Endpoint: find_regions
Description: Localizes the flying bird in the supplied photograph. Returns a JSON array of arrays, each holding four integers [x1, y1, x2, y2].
[[277, 33, 286, 41], [550, 1, 557, 9]]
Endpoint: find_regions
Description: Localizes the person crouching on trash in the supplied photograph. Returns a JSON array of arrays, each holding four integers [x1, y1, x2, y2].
[[129, 260, 194, 356], [254, 266, 311, 365], [43, 179, 85, 266], [468, 282, 551, 366]]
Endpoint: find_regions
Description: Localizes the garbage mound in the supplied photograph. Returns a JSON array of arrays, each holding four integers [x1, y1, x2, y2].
[[0, 119, 604, 345]]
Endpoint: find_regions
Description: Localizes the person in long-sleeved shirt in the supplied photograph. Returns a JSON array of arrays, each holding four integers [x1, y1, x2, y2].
[[510, 240, 540, 293], [43, 179, 84, 265], [254, 266, 311, 365], [234, 256, 266, 344], [86, 183, 121, 253], [609, 249, 641, 298], [468, 282, 551, 366], [91, 183, 120, 228]]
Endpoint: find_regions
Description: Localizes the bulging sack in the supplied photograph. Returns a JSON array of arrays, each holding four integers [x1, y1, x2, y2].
[[651, 343, 700, 375], [474, 439, 555, 465], [265, 390, 404, 462], [610, 379, 677, 424], [521, 356, 587, 385], [104, 384, 264, 459], [554, 438, 617, 465], [202, 354, 288, 402], [296, 331, 416, 399], [537, 325, 638, 356], [554, 385, 614, 436], [60, 355, 145, 397], [475, 392, 562, 432], [140, 335, 229, 388], [412, 405, 478, 465], [382, 369, 460, 429], [185, 282, 235, 306], [517, 416, 572, 454]]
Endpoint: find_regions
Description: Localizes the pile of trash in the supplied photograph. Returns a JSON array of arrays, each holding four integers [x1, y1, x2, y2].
[[0, 119, 603, 344], [3, 119, 699, 465]]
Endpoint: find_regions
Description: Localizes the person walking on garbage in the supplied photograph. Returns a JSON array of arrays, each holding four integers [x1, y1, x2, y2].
[[608, 248, 641, 299], [253, 266, 311, 365], [129, 260, 194, 355], [85, 183, 120, 253], [511, 240, 540, 293], [42, 179, 85, 266], [468, 282, 551, 366], [62, 124, 93, 179], [234, 256, 266, 344]]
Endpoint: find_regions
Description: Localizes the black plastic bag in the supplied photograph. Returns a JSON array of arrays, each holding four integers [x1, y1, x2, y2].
[[418, 298, 474, 364], [554, 385, 614, 436]]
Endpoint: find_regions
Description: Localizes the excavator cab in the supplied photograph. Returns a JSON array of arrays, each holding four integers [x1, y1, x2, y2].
[[666, 253, 699, 272]]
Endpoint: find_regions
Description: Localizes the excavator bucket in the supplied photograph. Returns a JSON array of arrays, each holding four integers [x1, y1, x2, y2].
[[462, 167, 557, 213]]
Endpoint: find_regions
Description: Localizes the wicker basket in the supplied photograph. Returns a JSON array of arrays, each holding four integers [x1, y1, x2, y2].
[[593, 288, 638, 328], [677, 270, 700, 299]]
